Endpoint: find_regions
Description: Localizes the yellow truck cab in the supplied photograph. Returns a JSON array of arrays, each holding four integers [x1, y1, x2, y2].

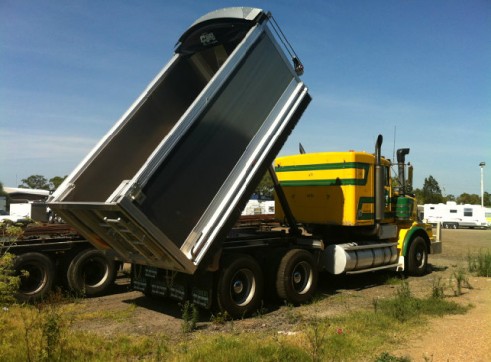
[[275, 135, 441, 276]]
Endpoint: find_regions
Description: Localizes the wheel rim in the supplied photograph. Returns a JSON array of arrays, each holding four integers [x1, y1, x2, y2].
[[19, 264, 47, 295], [81, 257, 109, 288], [415, 245, 426, 268], [291, 261, 313, 295], [230, 268, 256, 307]]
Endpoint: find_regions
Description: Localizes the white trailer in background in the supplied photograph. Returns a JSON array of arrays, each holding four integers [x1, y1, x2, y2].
[[422, 202, 489, 229], [241, 199, 275, 216]]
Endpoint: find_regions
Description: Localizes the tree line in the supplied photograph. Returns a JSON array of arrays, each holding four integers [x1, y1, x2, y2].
[[414, 175, 490, 206], [16, 175, 67, 191]]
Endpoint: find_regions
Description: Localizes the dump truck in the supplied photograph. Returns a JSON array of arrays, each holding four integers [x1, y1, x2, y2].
[[48, 7, 441, 317]]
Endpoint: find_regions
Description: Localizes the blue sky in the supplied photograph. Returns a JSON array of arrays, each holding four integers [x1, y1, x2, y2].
[[1, 1, 490, 197]]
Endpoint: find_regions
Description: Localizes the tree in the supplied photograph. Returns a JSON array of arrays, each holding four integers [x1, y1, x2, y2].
[[445, 194, 456, 202], [418, 175, 444, 204], [484, 192, 491, 207], [49, 176, 67, 190], [457, 193, 481, 205], [18, 175, 67, 191], [18, 175, 50, 190], [254, 172, 274, 199], [0, 182, 8, 211]]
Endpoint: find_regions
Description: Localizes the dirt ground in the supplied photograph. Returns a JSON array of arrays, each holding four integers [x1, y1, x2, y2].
[[73, 229, 491, 361]]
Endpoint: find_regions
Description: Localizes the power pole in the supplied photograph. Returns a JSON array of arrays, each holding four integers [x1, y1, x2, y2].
[[480, 162, 486, 207]]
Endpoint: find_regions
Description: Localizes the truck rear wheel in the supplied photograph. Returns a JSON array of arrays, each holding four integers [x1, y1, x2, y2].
[[67, 249, 116, 297], [276, 249, 317, 305], [14, 252, 55, 302], [406, 236, 428, 276], [216, 254, 264, 318]]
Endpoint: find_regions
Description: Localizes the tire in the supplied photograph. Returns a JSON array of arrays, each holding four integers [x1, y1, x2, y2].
[[452, 223, 458, 229], [276, 249, 318, 305], [216, 254, 264, 318], [67, 249, 116, 297], [406, 236, 428, 276], [14, 252, 55, 303]]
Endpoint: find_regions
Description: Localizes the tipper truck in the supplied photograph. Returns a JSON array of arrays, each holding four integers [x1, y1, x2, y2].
[[48, 7, 441, 317]]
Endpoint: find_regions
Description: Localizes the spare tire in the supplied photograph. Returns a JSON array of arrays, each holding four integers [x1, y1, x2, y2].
[[66, 249, 116, 297]]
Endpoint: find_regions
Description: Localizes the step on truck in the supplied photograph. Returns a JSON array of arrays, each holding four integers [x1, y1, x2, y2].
[[49, 7, 441, 317]]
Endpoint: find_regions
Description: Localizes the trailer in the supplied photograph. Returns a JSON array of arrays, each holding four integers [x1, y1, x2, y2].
[[423, 202, 489, 229], [241, 198, 275, 216], [49, 7, 440, 317], [0, 223, 118, 302]]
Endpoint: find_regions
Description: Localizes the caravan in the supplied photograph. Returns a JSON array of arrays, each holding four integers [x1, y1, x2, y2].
[[423, 202, 489, 229]]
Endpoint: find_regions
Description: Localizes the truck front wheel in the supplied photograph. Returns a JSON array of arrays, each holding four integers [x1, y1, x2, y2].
[[406, 236, 428, 276], [276, 249, 318, 305], [67, 249, 116, 297], [216, 254, 264, 318], [14, 252, 55, 302]]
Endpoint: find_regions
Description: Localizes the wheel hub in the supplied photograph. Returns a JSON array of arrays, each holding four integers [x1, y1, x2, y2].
[[293, 271, 302, 284], [292, 262, 312, 294], [233, 280, 244, 294]]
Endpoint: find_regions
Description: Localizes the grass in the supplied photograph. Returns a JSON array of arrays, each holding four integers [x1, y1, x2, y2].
[[0, 279, 472, 362], [76, 303, 137, 323], [0, 240, 482, 362], [375, 280, 470, 322], [468, 249, 491, 277]]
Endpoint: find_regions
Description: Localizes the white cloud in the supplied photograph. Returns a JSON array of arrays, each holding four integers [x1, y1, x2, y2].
[[0, 129, 97, 186], [0, 129, 96, 161]]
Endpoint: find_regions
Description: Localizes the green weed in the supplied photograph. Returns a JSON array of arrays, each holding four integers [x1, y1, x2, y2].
[[383, 274, 405, 286], [374, 352, 411, 362], [304, 317, 329, 362], [450, 268, 472, 296], [467, 249, 491, 277], [210, 310, 231, 325], [431, 276, 445, 299], [376, 280, 469, 323], [0, 223, 25, 306], [0, 252, 20, 305], [181, 301, 199, 333]]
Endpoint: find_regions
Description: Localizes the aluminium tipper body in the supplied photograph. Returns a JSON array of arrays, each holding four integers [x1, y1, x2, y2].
[[49, 7, 311, 274]]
